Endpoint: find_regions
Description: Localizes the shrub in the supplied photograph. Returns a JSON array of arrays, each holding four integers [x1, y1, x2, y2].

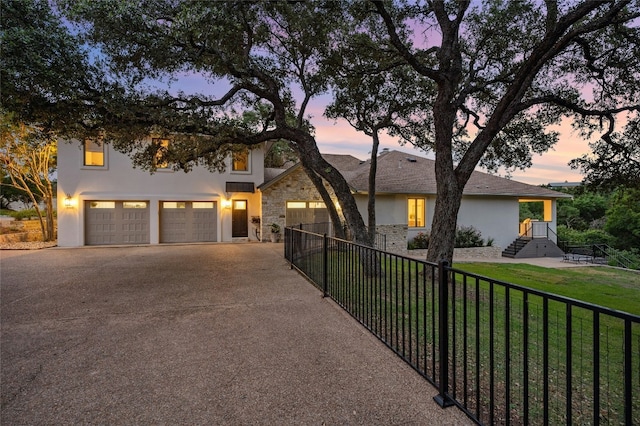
[[9, 209, 38, 221], [408, 232, 429, 250], [557, 225, 615, 246], [455, 225, 484, 248]]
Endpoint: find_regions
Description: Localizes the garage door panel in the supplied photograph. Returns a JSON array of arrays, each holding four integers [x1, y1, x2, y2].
[[85, 201, 149, 245], [160, 202, 217, 243]]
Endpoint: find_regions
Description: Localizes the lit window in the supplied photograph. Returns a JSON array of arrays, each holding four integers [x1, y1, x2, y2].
[[309, 202, 326, 209], [193, 202, 214, 209], [90, 201, 115, 209], [123, 202, 147, 209], [287, 201, 307, 209], [232, 149, 249, 172], [163, 202, 186, 209], [152, 138, 170, 169], [407, 198, 425, 227], [84, 138, 104, 166], [233, 200, 247, 210]]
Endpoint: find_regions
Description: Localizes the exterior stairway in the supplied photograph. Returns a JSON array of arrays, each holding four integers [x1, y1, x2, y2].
[[502, 237, 565, 258], [502, 237, 532, 258]]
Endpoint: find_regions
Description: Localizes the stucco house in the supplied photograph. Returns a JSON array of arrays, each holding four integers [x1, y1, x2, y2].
[[58, 137, 568, 257], [57, 138, 264, 246], [259, 149, 571, 256]]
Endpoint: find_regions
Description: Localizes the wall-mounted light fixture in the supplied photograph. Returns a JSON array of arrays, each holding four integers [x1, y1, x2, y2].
[[64, 193, 74, 208], [222, 199, 232, 209]]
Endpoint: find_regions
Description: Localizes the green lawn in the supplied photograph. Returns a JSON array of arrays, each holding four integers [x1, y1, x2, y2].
[[292, 250, 640, 424], [453, 262, 640, 316]]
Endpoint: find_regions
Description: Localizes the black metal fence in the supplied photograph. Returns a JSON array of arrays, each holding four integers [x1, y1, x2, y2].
[[284, 226, 640, 425], [292, 222, 387, 251]]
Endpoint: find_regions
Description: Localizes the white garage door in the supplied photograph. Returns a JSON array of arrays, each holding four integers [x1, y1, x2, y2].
[[85, 201, 150, 245], [160, 201, 217, 243]]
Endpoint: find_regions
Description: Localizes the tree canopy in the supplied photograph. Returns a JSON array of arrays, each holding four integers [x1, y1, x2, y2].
[[3, 0, 639, 262]]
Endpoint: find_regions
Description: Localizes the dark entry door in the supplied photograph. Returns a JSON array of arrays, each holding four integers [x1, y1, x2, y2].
[[232, 200, 248, 237]]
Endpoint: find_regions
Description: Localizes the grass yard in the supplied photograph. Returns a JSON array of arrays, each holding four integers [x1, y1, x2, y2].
[[454, 262, 640, 316], [290, 245, 640, 424]]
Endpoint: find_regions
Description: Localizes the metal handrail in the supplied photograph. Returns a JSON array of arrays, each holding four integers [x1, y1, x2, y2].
[[593, 243, 635, 269]]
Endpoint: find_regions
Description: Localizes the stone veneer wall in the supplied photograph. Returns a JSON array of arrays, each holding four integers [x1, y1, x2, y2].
[[260, 167, 339, 242], [375, 224, 407, 252], [403, 246, 503, 259]]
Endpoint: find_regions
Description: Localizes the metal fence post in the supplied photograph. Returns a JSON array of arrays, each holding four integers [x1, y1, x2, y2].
[[322, 234, 328, 298], [434, 260, 454, 408]]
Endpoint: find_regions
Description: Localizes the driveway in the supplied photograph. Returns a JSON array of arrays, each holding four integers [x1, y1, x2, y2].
[[1, 244, 471, 425]]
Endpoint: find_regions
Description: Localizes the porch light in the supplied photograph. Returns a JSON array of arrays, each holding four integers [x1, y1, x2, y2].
[[64, 193, 74, 208], [222, 199, 232, 209]]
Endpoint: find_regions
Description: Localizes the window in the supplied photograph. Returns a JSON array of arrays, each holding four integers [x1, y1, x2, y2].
[[192, 202, 214, 209], [90, 201, 115, 209], [407, 198, 425, 227], [123, 201, 147, 209], [233, 200, 247, 210], [163, 202, 186, 209], [152, 138, 170, 169], [232, 148, 250, 172], [84, 138, 105, 167], [286, 201, 307, 209]]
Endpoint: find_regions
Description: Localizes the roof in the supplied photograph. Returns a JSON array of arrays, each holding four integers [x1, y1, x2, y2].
[[261, 150, 571, 199]]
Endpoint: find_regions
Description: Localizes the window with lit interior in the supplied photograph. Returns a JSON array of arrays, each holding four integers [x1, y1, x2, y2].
[[232, 148, 250, 172], [84, 138, 105, 167], [407, 198, 425, 227], [152, 138, 170, 169]]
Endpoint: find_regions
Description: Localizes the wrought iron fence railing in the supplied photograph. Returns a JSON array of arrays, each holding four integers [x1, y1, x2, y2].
[[292, 221, 387, 251], [284, 226, 640, 425]]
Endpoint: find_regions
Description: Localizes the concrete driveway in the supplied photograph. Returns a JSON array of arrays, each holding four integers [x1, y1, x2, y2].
[[1, 243, 471, 425]]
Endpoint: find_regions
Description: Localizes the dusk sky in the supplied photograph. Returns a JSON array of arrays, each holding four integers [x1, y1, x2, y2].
[[164, 72, 590, 187]]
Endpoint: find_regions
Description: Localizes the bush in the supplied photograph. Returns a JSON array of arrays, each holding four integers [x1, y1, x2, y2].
[[9, 209, 38, 221], [455, 225, 484, 248], [557, 225, 615, 246], [408, 232, 429, 250]]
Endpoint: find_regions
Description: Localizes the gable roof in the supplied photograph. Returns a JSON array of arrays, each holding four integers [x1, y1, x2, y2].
[[261, 150, 570, 199]]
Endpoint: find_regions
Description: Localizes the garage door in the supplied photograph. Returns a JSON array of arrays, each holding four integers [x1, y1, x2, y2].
[[286, 201, 329, 227], [85, 201, 150, 245], [160, 201, 217, 243]]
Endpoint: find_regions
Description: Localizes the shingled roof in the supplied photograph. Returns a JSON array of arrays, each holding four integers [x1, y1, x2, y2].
[[262, 150, 570, 199]]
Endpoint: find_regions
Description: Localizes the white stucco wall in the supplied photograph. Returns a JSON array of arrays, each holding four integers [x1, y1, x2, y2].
[[457, 196, 519, 249], [355, 193, 524, 249], [57, 139, 264, 246]]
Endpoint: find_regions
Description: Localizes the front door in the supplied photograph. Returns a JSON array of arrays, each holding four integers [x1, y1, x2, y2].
[[232, 200, 248, 237]]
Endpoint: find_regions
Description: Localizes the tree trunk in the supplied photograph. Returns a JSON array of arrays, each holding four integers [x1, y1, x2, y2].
[[293, 131, 369, 245], [366, 132, 380, 246], [426, 177, 463, 264], [44, 182, 55, 241], [301, 164, 346, 239]]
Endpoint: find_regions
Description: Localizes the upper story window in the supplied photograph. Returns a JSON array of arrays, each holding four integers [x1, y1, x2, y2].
[[83, 138, 105, 167], [152, 138, 170, 169], [407, 197, 426, 227], [232, 148, 250, 173]]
